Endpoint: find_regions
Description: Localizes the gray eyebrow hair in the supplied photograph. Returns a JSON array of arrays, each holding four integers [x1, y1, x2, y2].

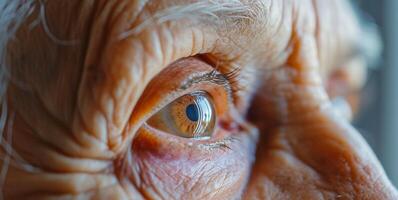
[[119, 0, 256, 39]]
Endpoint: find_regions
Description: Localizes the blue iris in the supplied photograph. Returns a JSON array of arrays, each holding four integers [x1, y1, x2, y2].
[[186, 104, 199, 122]]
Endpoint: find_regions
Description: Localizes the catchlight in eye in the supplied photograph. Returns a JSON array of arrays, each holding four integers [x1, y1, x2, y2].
[[147, 91, 216, 140]]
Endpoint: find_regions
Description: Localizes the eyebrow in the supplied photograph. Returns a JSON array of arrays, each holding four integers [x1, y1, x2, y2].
[[119, 1, 257, 39]]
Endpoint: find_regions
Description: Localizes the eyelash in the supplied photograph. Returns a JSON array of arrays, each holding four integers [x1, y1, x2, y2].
[[196, 136, 240, 151], [179, 66, 242, 94], [196, 54, 244, 92], [208, 67, 241, 88], [210, 66, 243, 107]]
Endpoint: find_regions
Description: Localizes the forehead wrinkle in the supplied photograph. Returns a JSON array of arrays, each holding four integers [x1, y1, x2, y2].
[[118, 0, 282, 92], [119, 0, 267, 40], [112, 0, 290, 69]]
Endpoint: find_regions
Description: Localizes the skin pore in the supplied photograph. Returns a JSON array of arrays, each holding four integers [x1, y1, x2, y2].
[[1, 0, 398, 199]]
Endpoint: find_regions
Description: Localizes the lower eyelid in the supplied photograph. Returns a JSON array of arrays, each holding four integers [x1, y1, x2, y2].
[[132, 128, 208, 163], [134, 123, 237, 154]]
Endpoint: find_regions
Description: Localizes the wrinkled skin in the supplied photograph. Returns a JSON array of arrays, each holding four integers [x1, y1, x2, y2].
[[2, 0, 398, 199]]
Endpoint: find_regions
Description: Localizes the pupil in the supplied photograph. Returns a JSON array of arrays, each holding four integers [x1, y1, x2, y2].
[[186, 104, 199, 122]]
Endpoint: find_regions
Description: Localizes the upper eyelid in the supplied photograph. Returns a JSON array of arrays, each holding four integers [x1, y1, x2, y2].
[[180, 70, 230, 89]]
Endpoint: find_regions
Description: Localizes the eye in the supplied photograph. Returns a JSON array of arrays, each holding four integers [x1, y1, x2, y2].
[[124, 58, 258, 198], [147, 91, 216, 140]]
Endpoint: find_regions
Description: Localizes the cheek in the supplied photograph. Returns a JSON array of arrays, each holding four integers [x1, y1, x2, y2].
[[122, 129, 255, 199]]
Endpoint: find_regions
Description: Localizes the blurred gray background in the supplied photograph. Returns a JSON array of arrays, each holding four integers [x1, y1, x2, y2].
[[354, 0, 398, 187]]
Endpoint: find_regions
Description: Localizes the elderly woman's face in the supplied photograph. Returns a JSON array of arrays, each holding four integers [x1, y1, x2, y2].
[[1, 0, 397, 199]]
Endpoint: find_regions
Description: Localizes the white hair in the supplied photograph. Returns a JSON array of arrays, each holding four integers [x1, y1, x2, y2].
[[0, 1, 37, 198]]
